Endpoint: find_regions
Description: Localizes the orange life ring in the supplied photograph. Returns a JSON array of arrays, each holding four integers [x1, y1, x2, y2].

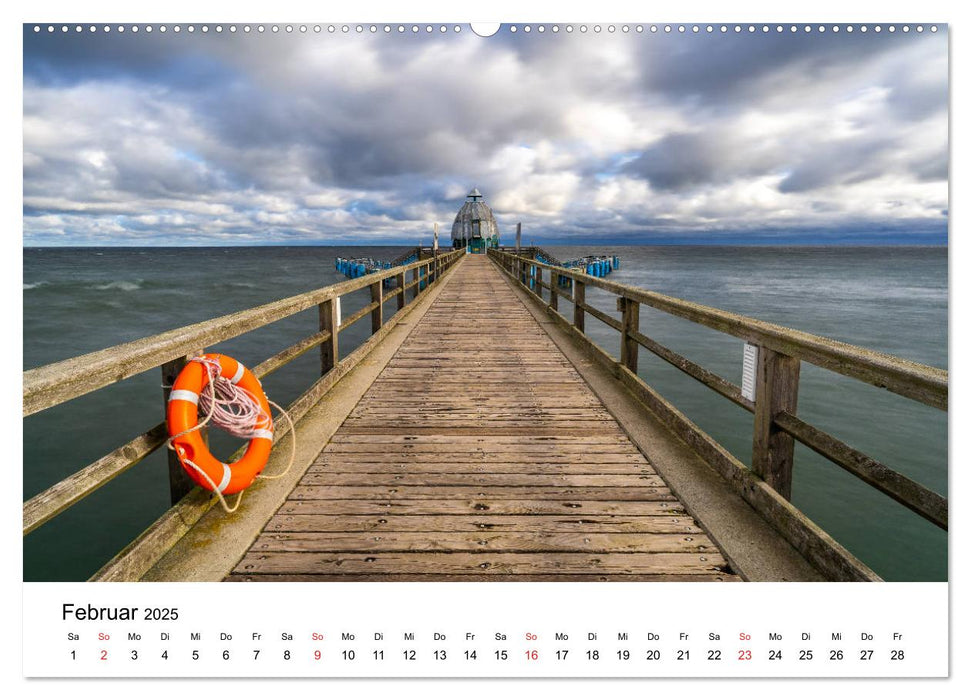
[[166, 353, 273, 495]]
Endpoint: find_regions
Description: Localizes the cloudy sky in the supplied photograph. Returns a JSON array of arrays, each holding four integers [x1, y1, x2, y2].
[[23, 24, 948, 245]]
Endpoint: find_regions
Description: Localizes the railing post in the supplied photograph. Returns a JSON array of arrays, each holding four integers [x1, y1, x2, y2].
[[573, 279, 585, 333], [752, 347, 800, 500], [411, 265, 420, 300], [396, 271, 405, 310], [618, 296, 640, 373], [161, 353, 203, 505], [370, 281, 383, 334], [318, 298, 339, 375]]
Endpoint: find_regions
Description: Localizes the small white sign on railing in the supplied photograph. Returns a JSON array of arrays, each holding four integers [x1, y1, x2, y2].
[[336, 296, 342, 327], [742, 343, 759, 402]]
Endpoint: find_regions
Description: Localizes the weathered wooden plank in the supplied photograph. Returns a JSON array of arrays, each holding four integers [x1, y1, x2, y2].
[[321, 442, 639, 453], [23, 422, 168, 535], [326, 433, 635, 444], [775, 410, 947, 529], [254, 328, 331, 379], [308, 461, 655, 479], [338, 300, 381, 332], [91, 488, 214, 581], [288, 486, 677, 501], [227, 573, 738, 582], [336, 426, 622, 436], [301, 473, 663, 487], [249, 531, 712, 554], [315, 455, 647, 466], [232, 552, 729, 576], [276, 499, 687, 516], [579, 301, 623, 333], [632, 329, 754, 412], [264, 514, 703, 534], [348, 408, 616, 419]]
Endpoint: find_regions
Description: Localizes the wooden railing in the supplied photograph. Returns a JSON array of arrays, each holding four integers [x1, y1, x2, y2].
[[23, 249, 465, 545], [489, 249, 947, 581]]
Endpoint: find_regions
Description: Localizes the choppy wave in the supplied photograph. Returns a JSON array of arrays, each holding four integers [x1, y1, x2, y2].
[[23, 281, 48, 290], [91, 280, 143, 292]]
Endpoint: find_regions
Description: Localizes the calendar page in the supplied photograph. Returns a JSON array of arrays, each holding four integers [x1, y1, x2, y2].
[[16, 0, 959, 691]]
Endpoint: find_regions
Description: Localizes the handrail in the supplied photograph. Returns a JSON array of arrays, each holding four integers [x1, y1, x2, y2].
[[24, 251, 463, 418], [489, 247, 946, 580], [491, 251, 946, 410], [23, 249, 465, 538]]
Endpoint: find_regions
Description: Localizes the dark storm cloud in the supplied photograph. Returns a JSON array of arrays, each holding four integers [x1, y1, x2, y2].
[[622, 131, 778, 190], [637, 31, 896, 102], [22, 25, 948, 245]]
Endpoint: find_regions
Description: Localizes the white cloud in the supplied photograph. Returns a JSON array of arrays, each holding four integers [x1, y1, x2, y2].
[[22, 29, 948, 244]]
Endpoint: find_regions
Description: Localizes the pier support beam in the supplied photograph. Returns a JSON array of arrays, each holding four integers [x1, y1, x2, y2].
[[752, 347, 800, 500], [318, 299, 339, 375], [618, 297, 640, 374], [396, 272, 406, 311], [161, 353, 205, 505], [370, 281, 383, 334], [573, 280, 586, 333]]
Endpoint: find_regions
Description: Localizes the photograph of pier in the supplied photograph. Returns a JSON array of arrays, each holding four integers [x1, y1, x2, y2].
[[23, 24, 946, 582]]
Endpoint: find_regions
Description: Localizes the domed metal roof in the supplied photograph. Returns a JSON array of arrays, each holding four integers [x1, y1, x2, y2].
[[451, 188, 500, 243]]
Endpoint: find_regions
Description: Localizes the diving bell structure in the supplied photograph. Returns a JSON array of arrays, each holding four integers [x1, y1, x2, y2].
[[451, 188, 500, 253]]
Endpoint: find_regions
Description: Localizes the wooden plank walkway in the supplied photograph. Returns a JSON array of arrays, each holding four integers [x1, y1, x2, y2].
[[229, 255, 739, 581]]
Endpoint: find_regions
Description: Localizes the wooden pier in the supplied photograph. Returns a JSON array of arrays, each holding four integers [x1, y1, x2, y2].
[[23, 247, 947, 583], [230, 257, 735, 581]]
